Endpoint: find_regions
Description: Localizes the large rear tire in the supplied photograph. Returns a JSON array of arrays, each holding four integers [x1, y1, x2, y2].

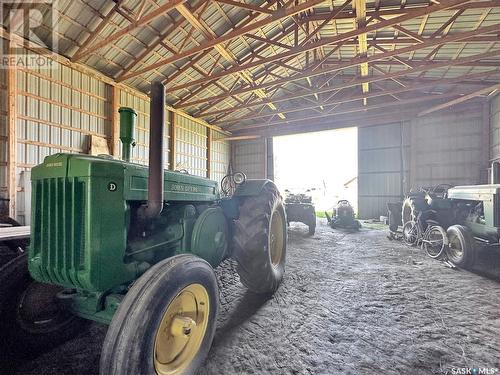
[[446, 225, 476, 268], [402, 197, 428, 225], [232, 183, 287, 294], [100, 254, 218, 375], [0, 254, 87, 368]]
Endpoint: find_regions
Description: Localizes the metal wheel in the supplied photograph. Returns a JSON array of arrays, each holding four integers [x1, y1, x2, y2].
[[402, 221, 419, 246], [154, 284, 210, 375], [100, 255, 218, 375], [270, 209, 285, 267], [423, 225, 447, 259]]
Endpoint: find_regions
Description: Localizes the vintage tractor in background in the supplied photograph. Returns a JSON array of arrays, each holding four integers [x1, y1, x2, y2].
[[389, 182, 500, 269], [326, 200, 361, 231], [0, 82, 287, 375], [284, 189, 316, 235]]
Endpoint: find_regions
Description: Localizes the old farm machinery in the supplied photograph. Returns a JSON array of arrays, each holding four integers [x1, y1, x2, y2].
[[284, 189, 316, 235], [0, 82, 287, 375], [326, 200, 361, 231], [390, 183, 500, 268]]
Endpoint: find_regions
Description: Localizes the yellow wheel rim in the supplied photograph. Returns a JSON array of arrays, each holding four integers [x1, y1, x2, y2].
[[154, 284, 210, 375], [270, 209, 285, 267]]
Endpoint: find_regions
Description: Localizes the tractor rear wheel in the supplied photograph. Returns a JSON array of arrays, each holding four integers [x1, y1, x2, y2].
[[100, 254, 218, 375], [0, 254, 87, 368], [401, 197, 428, 225], [446, 225, 476, 268], [232, 183, 287, 294]]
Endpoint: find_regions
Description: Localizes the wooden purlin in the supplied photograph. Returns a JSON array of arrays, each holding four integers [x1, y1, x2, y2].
[[175, 23, 500, 109], [213, 70, 499, 125]]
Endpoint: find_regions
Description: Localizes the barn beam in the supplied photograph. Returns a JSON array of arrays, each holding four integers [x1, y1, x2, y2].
[[199, 49, 500, 118], [73, 0, 187, 61], [213, 70, 500, 125], [7, 40, 17, 218], [175, 3, 284, 116], [213, 0, 274, 14], [118, 0, 325, 82], [175, 25, 500, 110], [229, 91, 470, 131], [302, 0, 500, 21], [168, 0, 473, 95], [419, 83, 500, 116], [72, 1, 122, 59]]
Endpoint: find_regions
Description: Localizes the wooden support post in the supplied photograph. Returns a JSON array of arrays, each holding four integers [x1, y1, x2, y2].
[[206, 128, 212, 179], [168, 110, 176, 170], [482, 101, 491, 183], [409, 118, 418, 189], [111, 85, 120, 157], [7, 42, 17, 219]]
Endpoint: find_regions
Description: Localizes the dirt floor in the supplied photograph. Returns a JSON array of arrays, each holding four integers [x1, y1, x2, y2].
[[12, 220, 500, 375]]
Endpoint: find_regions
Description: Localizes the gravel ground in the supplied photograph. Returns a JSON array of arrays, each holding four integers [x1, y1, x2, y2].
[[12, 220, 500, 375]]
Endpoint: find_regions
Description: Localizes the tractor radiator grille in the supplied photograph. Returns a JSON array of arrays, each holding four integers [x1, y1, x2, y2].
[[32, 177, 87, 288]]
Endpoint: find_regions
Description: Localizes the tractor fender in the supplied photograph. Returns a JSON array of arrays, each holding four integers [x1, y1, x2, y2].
[[220, 180, 280, 221], [233, 179, 278, 197]]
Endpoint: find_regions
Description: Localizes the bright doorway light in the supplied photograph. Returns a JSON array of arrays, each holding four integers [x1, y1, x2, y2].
[[273, 127, 358, 213]]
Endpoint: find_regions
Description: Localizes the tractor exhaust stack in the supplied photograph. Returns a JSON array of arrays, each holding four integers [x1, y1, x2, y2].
[[139, 81, 165, 220]]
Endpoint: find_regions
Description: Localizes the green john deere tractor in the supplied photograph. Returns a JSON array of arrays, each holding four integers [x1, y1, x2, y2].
[[0, 82, 287, 374]]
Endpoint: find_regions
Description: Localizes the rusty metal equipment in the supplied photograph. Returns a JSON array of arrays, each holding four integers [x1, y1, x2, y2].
[[284, 189, 316, 235], [326, 200, 361, 230]]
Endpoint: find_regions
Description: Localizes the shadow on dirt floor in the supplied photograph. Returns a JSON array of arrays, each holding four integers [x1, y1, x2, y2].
[[10, 219, 500, 375]]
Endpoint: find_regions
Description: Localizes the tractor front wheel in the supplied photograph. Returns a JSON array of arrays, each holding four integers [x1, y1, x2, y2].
[[100, 254, 218, 375], [0, 254, 87, 369], [232, 183, 287, 294]]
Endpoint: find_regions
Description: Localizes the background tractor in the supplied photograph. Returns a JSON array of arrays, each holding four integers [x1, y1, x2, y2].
[[0, 82, 287, 375], [325, 200, 361, 230], [284, 189, 316, 235], [389, 182, 500, 269]]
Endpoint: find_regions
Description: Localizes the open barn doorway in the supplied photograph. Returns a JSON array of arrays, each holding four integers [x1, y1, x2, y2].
[[273, 127, 358, 216]]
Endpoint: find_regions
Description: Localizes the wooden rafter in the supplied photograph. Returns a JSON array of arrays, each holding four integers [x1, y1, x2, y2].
[[213, 0, 274, 14], [174, 23, 500, 109], [419, 83, 500, 116], [169, 0, 479, 96], [175, 3, 285, 117], [196, 49, 500, 117], [229, 91, 466, 131], [73, 0, 187, 61], [213, 69, 500, 125], [118, 0, 325, 82]]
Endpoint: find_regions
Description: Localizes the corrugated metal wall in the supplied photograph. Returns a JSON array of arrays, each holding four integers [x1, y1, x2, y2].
[[211, 130, 230, 183], [491, 94, 500, 162], [15, 52, 112, 222], [0, 39, 7, 201], [358, 123, 410, 219], [175, 114, 207, 177], [358, 105, 487, 219], [232, 138, 267, 179], [118, 90, 170, 168], [4, 49, 230, 222], [411, 105, 485, 187]]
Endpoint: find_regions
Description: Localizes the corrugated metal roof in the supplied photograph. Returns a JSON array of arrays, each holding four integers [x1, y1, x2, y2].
[[2, 0, 499, 132]]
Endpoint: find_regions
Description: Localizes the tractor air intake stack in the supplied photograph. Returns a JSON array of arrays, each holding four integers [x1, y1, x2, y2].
[[118, 107, 137, 162], [139, 81, 165, 220]]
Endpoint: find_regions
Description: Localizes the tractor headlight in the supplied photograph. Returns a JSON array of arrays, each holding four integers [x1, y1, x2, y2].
[[233, 172, 246, 184]]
